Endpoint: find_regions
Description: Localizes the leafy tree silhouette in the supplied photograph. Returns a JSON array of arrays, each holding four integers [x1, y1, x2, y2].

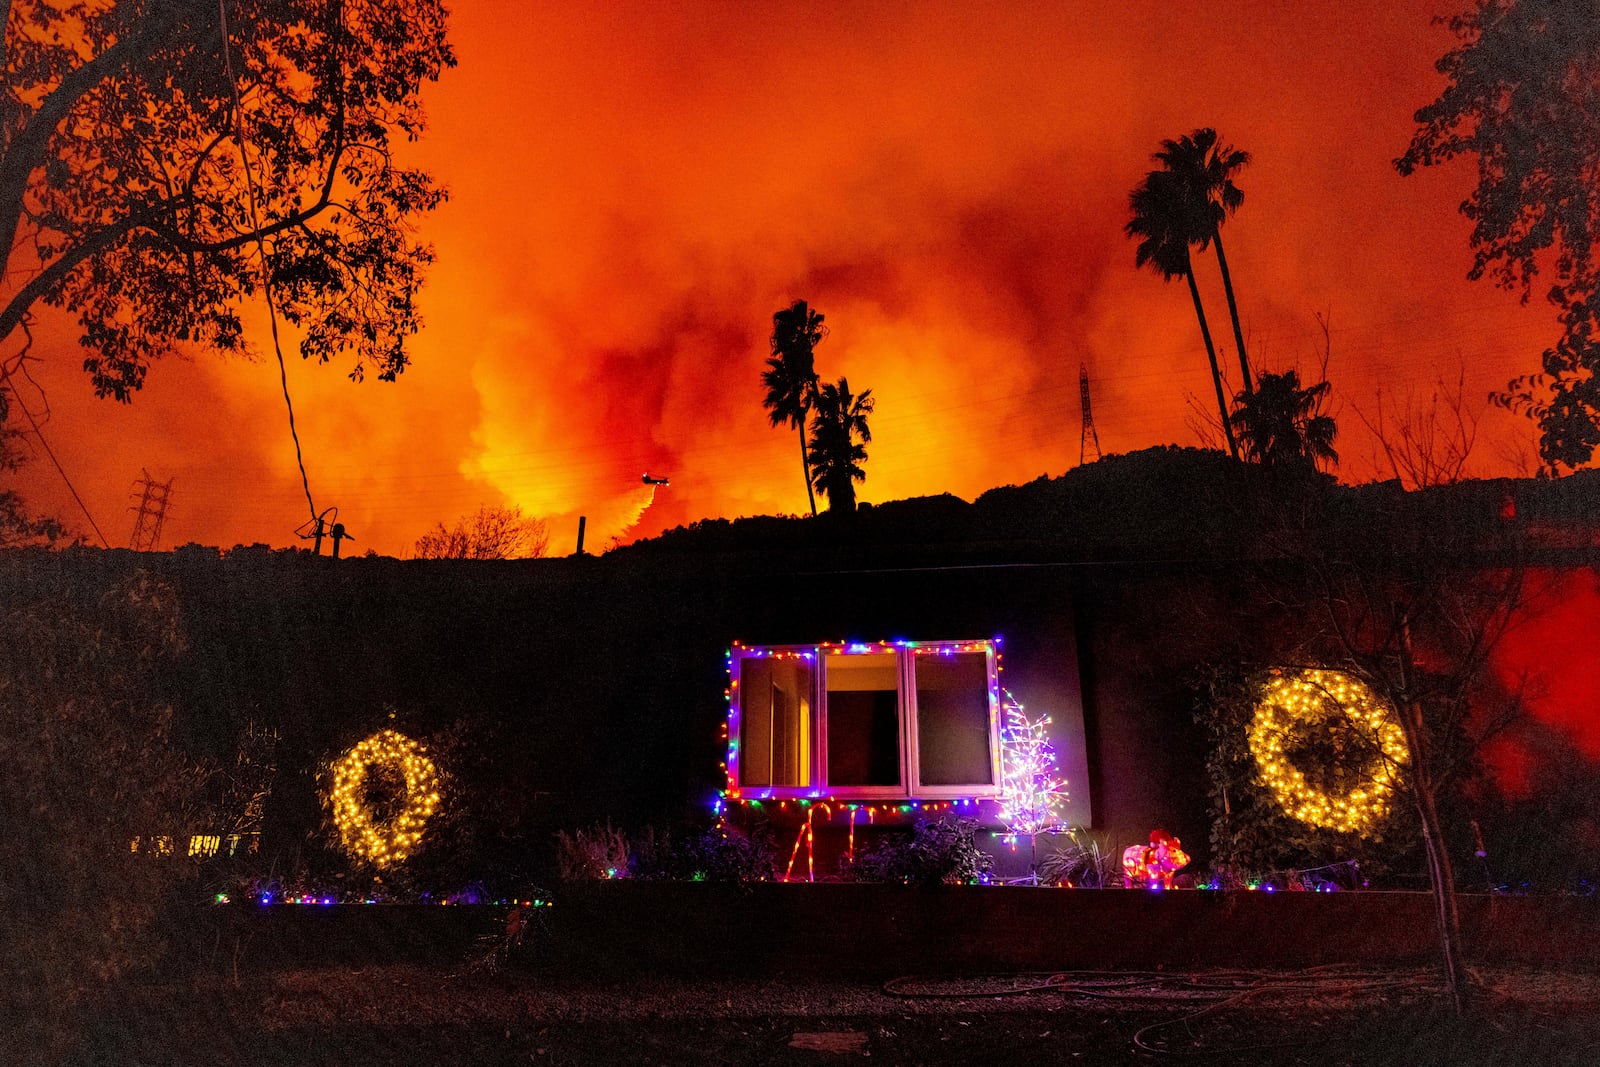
[[0, 2, 455, 399], [1127, 169, 1239, 458], [413, 504, 549, 559], [1229, 370, 1339, 474], [761, 300, 826, 516], [808, 376, 874, 515], [1398, 0, 1600, 471]]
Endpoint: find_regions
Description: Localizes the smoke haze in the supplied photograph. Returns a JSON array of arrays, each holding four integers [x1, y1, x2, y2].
[[11, 0, 1558, 555]]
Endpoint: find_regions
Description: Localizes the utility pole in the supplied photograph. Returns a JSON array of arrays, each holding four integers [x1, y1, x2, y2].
[[1079, 364, 1102, 466], [128, 469, 174, 551], [297, 506, 345, 556]]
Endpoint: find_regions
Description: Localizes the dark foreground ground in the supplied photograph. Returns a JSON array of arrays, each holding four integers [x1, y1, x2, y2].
[[23, 963, 1600, 1067]]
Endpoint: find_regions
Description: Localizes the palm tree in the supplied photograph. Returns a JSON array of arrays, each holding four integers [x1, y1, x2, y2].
[[1229, 370, 1339, 473], [1126, 170, 1240, 459], [808, 377, 874, 515], [1155, 128, 1254, 396], [761, 300, 826, 516]]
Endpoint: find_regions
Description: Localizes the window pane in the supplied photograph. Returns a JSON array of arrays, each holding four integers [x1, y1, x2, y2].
[[739, 657, 812, 787], [825, 652, 901, 787], [915, 652, 993, 786]]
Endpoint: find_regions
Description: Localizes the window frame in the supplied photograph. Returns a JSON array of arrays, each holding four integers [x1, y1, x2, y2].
[[727, 639, 1003, 801]]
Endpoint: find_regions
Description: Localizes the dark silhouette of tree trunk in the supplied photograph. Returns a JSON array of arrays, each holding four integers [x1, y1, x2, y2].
[[1212, 232, 1253, 397], [762, 300, 826, 517], [1152, 128, 1255, 398], [1126, 167, 1240, 460], [1186, 264, 1239, 459], [1396, 610, 1469, 1014], [798, 422, 816, 517], [1291, 538, 1529, 1016]]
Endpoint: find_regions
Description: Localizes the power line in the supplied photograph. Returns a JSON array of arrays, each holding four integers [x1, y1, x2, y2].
[[0, 375, 111, 548], [218, 0, 321, 537]]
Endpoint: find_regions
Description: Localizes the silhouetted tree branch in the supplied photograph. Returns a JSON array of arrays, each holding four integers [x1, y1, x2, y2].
[[1399, 0, 1600, 470], [0, 1, 455, 400], [413, 504, 550, 560]]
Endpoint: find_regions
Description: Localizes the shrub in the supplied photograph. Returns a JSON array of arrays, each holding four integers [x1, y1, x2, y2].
[[844, 816, 992, 885], [554, 822, 630, 881], [1037, 830, 1118, 887], [0, 573, 204, 1019], [672, 824, 778, 883], [625, 822, 778, 883]]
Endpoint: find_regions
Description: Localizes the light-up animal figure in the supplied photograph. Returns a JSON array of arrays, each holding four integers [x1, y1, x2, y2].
[[1122, 829, 1190, 889]]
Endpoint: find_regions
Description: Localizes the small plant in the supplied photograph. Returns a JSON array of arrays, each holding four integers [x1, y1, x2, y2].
[[844, 816, 993, 885], [468, 891, 554, 974], [675, 824, 778, 883], [554, 822, 630, 881], [1038, 830, 1117, 887], [628, 822, 777, 883]]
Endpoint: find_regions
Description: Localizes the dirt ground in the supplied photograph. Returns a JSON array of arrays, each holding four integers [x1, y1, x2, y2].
[[25, 963, 1600, 1066]]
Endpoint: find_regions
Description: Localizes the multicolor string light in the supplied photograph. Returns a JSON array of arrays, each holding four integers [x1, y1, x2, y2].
[[326, 728, 442, 868], [717, 639, 1077, 868], [1248, 669, 1409, 834], [996, 689, 1068, 838], [721, 638, 1003, 803]]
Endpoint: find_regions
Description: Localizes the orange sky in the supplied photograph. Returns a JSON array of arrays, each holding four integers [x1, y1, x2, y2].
[[8, 0, 1565, 555]]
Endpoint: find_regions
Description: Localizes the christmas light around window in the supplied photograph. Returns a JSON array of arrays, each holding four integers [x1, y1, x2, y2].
[[714, 639, 1010, 867], [327, 728, 442, 869], [997, 689, 1067, 838], [1248, 669, 1408, 834]]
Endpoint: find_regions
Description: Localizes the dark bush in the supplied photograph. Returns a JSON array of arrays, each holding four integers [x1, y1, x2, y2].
[[843, 816, 993, 885]]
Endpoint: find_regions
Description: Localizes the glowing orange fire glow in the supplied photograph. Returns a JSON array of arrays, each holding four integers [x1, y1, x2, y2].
[[9, 1, 1561, 555]]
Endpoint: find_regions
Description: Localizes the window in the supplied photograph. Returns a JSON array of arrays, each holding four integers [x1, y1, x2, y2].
[[728, 640, 1001, 799], [825, 651, 900, 787], [914, 650, 994, 787], [738, 654, 814, 787]]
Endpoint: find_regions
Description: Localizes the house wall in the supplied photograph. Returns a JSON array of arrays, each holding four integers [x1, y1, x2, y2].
[[5, 546, 1594, 884]]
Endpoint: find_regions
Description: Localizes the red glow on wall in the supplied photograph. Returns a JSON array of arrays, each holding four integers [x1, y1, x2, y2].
[[1477, 737, 1535, 802], [1491, 569, 1600, 764]]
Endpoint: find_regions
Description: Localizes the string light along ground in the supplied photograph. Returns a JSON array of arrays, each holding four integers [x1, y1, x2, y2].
[[1247, 669, 1408, 834], [327, 729, 442, 869]]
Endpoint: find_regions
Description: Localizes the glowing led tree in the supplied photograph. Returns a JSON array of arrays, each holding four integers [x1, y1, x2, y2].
[[997, 690, 1067, 838], [326, 729, 442, 869]]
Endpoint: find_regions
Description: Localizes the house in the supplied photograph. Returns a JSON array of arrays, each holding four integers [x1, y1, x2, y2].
[[5, 453, 1597, 888]]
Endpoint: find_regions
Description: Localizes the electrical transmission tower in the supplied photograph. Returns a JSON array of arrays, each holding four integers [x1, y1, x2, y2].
[[128, 469, 174, 551], [1078, 363, 1102, 465]]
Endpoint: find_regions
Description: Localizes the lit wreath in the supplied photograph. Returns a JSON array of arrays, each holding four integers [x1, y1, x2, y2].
[[1247, 669, 1409, 834], [327, 729, 442, 868]]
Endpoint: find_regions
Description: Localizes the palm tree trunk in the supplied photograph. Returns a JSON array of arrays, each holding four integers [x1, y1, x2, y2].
[[1211, 230, 1253, 397], [798, 421, 817, 517], [1185, 267, 1239, 459]]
